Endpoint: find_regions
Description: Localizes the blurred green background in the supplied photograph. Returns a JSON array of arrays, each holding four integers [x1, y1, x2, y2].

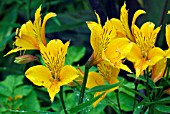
[[0, 0, 170, 113]]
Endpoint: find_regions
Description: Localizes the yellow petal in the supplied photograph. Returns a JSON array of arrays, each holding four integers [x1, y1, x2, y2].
[[39, 42, 56, 72], [127, 42, 142, 62], [86, 72, 104, 88], [131, 10, 145, 41], [151, 58, 167, 82], [120, 3, 134, 41], [166, 24, 170, 47], [148, 47, 165, 66], [119, 63, 132, 73], [166, 48, 170, 58], [47, 81, 60, 102], [93, 77, 119, 107], [87, 12, 102, 55], [47, 39, 69, 57], [134, 59, 149, 77], [110, 18, 126, 38], [15, 34, 39, 49], [140, 22, 158, 40], [105, 38, 133, 61], [59, 65, 79, 85], [35, 6, 41, 23], [168, 10, 170, 14], [97, 61, 121, 82], [94, 12, 101, 25], [87, 21, 102, 58], [4, 48, 26, 56], [132, 10, 146, 24], [40, 40, 69, 75], [15, 22, 40, 50], [34, 6, 42, 43], [101, 19, 116, 49], [93, 92, 107, 107], [41, 13, 56, 45], [107, 75, 119, 85], [25, 65, 51, 87]]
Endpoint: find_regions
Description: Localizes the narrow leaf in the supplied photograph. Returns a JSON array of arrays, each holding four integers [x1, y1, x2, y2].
[[68, 92, 105, 113], [88, 80, 123, 93], [155, 105, 170, 113], [121, 85, 149, 101]]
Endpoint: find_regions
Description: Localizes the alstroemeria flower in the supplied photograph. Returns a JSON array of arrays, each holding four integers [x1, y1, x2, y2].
[[110, 3, 165, 77], [5, 6, 56, 56], [25, 40, 78, 102], [87, 12, 133, 73], [86, 62, 119, 107], [151, 20, 170, 82], [127, 22, 165, 77], [110, 3, 146, 42]]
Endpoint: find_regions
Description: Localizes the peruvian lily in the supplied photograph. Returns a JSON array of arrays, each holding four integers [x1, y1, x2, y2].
[[127, 22, 166, 77], [111, 3, 165, 77], [87, 12, 133, 73], [86, 62, 119, 107], [151, 19, 170, 82], [25, 40, 78, 102], [5, 6, 56, 56]]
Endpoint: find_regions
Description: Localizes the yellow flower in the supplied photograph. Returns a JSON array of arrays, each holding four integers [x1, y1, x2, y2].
[[151, 21, 170, 82], [127, 22, 165, 77], [111, 3, 146, 42], [110, 3, 165, 77], [5, 6, 56, 56], [86, 62, 119, 107], [25, 40, 78, 102], [87, 12, 133, 72]]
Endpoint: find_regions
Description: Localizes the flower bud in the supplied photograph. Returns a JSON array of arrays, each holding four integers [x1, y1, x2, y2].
[[14, 55, 38, 64]]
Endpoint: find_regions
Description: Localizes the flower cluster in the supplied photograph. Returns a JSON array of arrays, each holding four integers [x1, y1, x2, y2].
[[5, 6, 79, 102], [5, 3, 170, 108]]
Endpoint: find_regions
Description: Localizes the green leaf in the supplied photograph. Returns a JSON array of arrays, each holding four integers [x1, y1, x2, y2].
[[133, 105, 143, 114], [46, 20, 85, 33], [0, 83, 11, 96], [119, 92, 134, 111], [20, 90, 40, 111], [121, 85, 149, 101], [155, 105, 170, 113], [68, 92, 105, 113], [157, 96, 170, 103], [88, 80, 123, 93], [0, 32, 15, 50], [127, 74, 146, 82], [148, 78, 156, 89], [65, 46, 86, 65], [0, 5, 18, 51], [14, 85, 33, 97], [0, 75, 24, 93]]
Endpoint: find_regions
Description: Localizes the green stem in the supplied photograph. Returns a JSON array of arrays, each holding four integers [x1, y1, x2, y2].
[[116, 89, 122, 114], [133, 79, 138, 111], [59, 86, 67, 114], [156, 63, 168, 99], [148, 105, 154, 114], [78, 61, 91, 104], [144, 70, 150, 100], [159, 0, 168, 26]]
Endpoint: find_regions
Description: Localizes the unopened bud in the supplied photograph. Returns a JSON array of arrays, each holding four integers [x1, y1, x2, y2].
[[14, 55, 38, 64]]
